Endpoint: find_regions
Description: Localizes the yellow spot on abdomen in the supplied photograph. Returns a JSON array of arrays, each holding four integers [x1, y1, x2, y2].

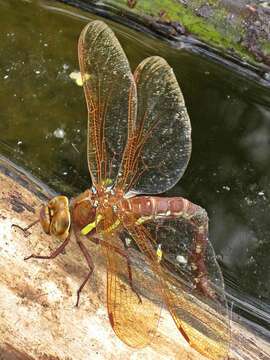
[[156, 244, 163, 263]]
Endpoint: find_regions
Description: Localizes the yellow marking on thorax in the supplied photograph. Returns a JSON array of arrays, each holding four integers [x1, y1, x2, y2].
[[81, 215, 121, 236], [103, 219, 121, 234], [135, 216, 151, 225], [102, 178, 113, 187], [81, 214, 103, 235]]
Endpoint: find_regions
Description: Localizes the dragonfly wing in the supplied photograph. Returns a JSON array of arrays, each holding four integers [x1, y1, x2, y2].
[[96, 207, 162, 348], [120, 213, 230, 360], [78, 21, 136, 186], [115, 56, 191, 194]]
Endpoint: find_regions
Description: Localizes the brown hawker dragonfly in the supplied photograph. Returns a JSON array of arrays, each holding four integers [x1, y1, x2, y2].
[[19, 21, 230, 359]]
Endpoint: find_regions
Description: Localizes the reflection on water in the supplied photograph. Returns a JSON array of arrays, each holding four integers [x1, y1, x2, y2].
[[0, 0, 269, 330]]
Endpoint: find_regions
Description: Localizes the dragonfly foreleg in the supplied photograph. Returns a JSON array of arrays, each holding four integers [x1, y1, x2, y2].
[[74, 230, 95, 307], [24, 233, 71, 261], [12, 219, 40, 237]]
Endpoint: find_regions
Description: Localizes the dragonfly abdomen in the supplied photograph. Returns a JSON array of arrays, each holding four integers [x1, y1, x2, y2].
[[124, 196, 199, 221]]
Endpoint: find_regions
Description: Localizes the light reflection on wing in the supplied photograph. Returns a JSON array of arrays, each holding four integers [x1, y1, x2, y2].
[[115, 56, 191, 195], [78, 21, 136, 186], [96, 206, 162, 348]]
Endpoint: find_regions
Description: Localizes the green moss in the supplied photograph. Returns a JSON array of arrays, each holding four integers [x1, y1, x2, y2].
[[107, 0, 256, 64], [260, 40, 270, 55]]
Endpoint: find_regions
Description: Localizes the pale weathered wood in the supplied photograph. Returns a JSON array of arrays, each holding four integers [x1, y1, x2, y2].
[[0, 155, 269, 360]]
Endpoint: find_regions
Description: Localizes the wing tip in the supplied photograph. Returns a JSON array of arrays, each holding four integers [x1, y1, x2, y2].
[[80, 19, 110, 43]]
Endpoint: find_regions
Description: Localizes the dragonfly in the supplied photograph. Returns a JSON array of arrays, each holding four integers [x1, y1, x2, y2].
[[17, 20, 230, 360]]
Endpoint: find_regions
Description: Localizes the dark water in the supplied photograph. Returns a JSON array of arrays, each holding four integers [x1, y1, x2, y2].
[[0, 0, 269, 332]]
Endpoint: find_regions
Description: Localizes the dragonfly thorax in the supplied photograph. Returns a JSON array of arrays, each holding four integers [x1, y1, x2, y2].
[[72, 189, 98, 232], [72, 187, 123, 236]]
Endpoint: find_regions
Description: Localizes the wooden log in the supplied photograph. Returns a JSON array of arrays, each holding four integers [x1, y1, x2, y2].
[[0, 155, 269, 360]]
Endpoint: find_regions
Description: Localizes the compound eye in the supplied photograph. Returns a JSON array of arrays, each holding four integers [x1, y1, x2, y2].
[[50, 210, 70, 237], [39, 205, 51, 234]]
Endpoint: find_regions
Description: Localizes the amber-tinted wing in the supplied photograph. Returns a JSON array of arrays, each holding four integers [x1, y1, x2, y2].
[[78, 21, 136, 186], [115, 56, 191, 195], [120, 214, 230, 360], [96, 206, 162, 348]]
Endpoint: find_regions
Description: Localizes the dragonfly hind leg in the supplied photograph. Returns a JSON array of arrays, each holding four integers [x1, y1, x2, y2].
[[89, 236, 142, 304], [121, 245, 143, 304]]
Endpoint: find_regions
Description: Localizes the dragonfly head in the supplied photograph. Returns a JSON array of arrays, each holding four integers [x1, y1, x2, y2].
[[40, 196, 71, 240]]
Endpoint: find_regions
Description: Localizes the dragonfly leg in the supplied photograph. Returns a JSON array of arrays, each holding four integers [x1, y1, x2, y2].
[[24, 233, 70, 261], [74, 231, 94, 307], [185, 203, 216, 299], [121, 254, 143, 304], [12, 219, 39, 237], [89, 236, 142, 303], [122, 239, 143, 304]]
